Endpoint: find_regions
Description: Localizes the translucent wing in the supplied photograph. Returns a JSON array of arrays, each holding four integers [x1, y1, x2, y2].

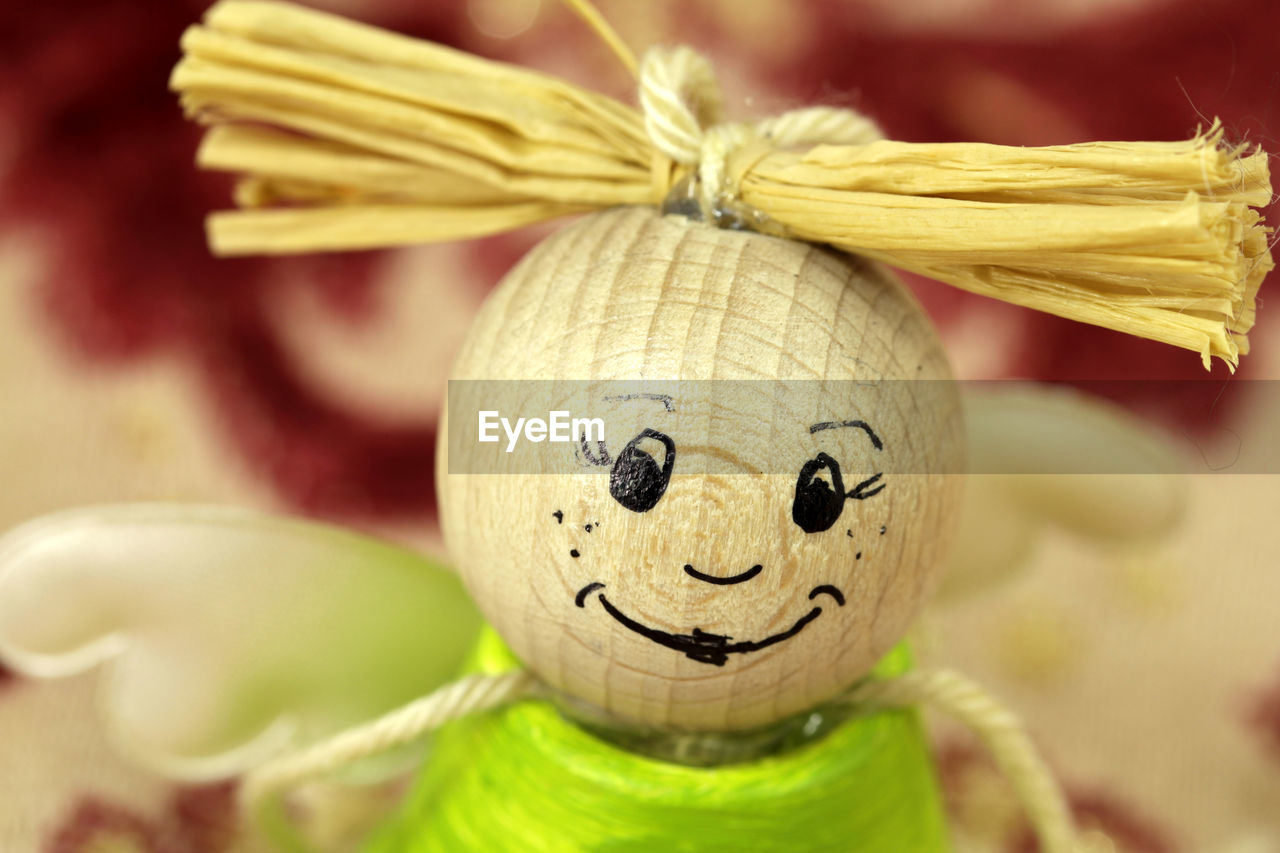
[[940, 385, 1188, 598], [0, 504, 480, 781]]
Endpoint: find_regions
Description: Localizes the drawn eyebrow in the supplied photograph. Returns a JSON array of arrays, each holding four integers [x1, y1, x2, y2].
[[809, 419, 883, 450], [578, 394, 675, 468], [603, 393, 676, 412], [578, 435, 611, 466]]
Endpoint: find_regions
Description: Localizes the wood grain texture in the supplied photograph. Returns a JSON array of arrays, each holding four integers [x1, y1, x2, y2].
[[439, 206, 962, 731]]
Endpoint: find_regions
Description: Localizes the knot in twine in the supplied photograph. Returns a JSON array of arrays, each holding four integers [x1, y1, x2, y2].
[[638, 45, 885, 223]]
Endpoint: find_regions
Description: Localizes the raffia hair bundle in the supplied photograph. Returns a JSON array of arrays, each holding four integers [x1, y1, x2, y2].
[[172, 0, 1271, 368]]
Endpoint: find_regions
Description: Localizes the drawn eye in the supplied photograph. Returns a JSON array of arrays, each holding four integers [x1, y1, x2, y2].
[[609, 429, 675, 513], [792, 453, 846, 533]]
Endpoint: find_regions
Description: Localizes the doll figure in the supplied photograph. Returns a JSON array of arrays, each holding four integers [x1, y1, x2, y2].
[[401, 203, 965, 849]]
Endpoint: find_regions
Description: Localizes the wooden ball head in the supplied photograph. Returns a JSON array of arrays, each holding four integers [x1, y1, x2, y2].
[[439, 207, 962, 732]]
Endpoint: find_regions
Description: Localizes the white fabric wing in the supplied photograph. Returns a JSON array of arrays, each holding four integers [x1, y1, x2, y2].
[[941, 385, 1188, 598], [0, 504, 480, 781]]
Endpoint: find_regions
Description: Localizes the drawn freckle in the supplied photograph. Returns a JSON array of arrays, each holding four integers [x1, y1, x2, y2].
[[846, 529, 852, 538], [585, 524, 593, 532], [856, 552, 862, 560], [570, 549, 580, 558], [553, 510, 564, 524]]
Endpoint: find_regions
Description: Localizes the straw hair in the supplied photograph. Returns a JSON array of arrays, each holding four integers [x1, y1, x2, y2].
[[171, 0, 1272, 368]]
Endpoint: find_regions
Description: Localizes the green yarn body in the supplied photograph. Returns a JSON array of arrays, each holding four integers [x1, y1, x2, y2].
[[364, 627, 950, 853]]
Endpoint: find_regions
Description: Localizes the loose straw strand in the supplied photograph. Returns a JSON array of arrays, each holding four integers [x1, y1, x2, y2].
[[240, 670, 539, 820], [559, 0, 639, 79], [845, 669, 1080, 853]]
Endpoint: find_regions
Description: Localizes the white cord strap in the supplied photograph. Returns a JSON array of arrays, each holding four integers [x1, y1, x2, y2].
[[242, 664, 1082, 853], [845, 669, 1081, 853], [240, 670, 540, 821]]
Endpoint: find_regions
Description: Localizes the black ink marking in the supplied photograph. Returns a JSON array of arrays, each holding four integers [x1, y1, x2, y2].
[[576, 582, 843, 667], [603, 393, 675, 412], [578, 437, 611, 467], [856, 552, 862, 560], [847, 472, 886, 501], [880, 525, 887, 535], [809, 585, 846, 607], [600, 596, 822, 667], [683, 563, 763, 586], [570, 549, 580, 558], [610, 429, 675, 513], [575, 582, 605, 608], [792, 452, 845, 533], [584, 524, 593, 532], [846, 529, 853, 538], [553, 510, 563, 524], [809, 419, 883, 451]]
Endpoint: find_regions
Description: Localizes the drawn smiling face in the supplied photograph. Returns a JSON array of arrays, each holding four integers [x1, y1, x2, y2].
[[445, 377, 960, 731], [439, 207, 963, 731], [567, 398, 888, 669]]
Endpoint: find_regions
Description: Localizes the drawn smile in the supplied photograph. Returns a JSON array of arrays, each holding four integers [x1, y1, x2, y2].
[[574, 581, 845, 667]]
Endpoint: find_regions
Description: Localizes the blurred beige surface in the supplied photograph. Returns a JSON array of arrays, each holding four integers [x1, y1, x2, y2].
[[926, 476, 1280, 851]]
